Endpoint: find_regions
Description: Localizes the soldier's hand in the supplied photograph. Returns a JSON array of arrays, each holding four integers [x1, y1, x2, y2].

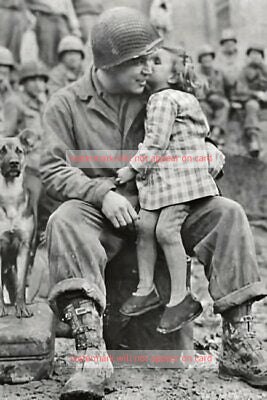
[[102, 190, 139, 228]]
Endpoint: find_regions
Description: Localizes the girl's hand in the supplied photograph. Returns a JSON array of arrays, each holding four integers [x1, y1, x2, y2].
[[116, 166, 137, 185]]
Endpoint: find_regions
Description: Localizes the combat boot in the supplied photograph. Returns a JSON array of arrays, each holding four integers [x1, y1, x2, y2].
[[58, 295, 113, 400], [219, 303, 267, 389]]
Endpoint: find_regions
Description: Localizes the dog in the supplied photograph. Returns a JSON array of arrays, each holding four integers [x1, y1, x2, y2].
[[0, 129, 41, 318]]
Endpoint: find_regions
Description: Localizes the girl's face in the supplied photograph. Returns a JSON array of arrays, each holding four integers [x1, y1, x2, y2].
[[147, 48, 179, 91]]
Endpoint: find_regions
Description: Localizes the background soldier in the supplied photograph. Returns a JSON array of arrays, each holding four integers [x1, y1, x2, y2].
[[234, 53, 267, 157], [5, 60, 48, 137], [246, 43, 267, 73], [197, 44, 229, 147], [48, 35, 85, 96], [216, 28, 242, 101]]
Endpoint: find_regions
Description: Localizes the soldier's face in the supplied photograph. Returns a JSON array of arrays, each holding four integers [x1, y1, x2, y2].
[[222, 40, 237, 53], [62, 51, 83, 70], [107, 55, 154, 94], [24, 77, 47, 97], [200, 54, 214, 68], [248, 50, 264, 64]]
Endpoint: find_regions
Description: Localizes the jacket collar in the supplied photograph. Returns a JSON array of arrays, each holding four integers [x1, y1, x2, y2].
[[72, 66, 96, 100], [72, 65, 147, 139]]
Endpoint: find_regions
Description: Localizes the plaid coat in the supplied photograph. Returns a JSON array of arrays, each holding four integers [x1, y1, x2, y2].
[[131, 89, 219, 210]]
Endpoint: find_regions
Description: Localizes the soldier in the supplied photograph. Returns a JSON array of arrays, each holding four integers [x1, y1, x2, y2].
[[197, 44, 229, 146], [72, 0, 103, 43], [0, 0, 28, 63], [0, 46, 17, 136], [5, 60, 48, 137], [26, 0, 81, 67], [234, 56, 267, 157], [216, 28, 242, 101], [48, 35, 85, 96], [246, 44, 267, 74]]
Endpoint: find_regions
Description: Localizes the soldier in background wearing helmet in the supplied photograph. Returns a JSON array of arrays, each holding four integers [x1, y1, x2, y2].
[[197, 44, 229, 147], [41, 7, 267, 400], [246, 44, 267, 74], [216, 28, 243, 100], [4, 60, 48, 137], [0, 46, 17, 136], [47, 35, 85, 96], [232, 45, 267, 157]]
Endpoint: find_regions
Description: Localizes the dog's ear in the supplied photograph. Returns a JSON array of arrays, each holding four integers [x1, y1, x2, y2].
[[18, 129, 41, 154]]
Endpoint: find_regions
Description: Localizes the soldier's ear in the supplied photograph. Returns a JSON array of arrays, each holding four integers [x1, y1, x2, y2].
[[18, 129, 40, 154]]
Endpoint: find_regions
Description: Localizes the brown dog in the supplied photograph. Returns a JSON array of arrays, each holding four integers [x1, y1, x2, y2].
[[0, 130, 40, 318]]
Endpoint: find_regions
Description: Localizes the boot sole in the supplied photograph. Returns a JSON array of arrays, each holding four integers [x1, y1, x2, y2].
[[219, 363, 267, 389], [119, 300, 162, 317], [156, 306, 203, 335]]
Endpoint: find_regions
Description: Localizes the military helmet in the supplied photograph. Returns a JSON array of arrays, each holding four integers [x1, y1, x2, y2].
[[198, 44, 215, 62], [220, 28, 237, 45], [0, 46, 14, 68], [58, 35, 85, 59], [246, 44, 265, 58], [19, 61, 49, 84], [91, 7, 162, 69]]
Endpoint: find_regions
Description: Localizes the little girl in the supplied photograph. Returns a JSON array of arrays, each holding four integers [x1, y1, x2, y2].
[[116, 45, 223, 334]]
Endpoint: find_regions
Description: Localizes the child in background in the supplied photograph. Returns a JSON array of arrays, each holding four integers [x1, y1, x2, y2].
[[117, 45, 224, 334]]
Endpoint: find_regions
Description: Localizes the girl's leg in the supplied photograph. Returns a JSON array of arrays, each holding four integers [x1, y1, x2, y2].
[[135, 208, 160, 296], [156, 205, 188, 306]]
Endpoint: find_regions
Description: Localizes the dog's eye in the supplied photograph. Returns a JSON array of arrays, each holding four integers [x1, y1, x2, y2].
[[15, 147, 23, 154], [0, 145, 7, 154]]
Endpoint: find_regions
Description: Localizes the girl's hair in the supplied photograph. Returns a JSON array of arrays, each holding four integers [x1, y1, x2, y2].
[[172, 56, 201, 96], [162, 45, 201, 95]]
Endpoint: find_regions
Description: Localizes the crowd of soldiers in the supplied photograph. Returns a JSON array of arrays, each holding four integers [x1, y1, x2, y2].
[[0, 2, 266, 160], [195, 28, 267, 158]]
